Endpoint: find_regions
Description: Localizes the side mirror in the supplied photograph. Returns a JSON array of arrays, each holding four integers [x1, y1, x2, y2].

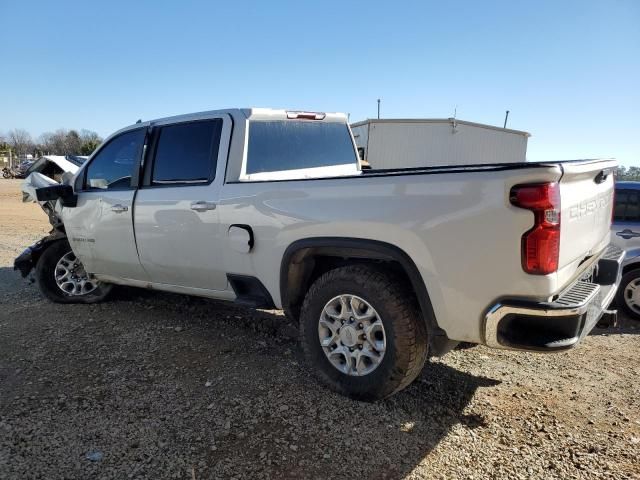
[[35, 184, 78, 207]]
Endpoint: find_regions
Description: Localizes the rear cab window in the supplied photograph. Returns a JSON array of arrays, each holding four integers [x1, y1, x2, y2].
[[242, 120, 359, 181]]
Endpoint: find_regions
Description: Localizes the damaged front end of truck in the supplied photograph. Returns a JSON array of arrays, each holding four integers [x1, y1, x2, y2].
[[14, 171, 76, 278]]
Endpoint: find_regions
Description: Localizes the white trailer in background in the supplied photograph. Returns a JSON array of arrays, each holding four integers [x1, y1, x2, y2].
[[350, 118, 530, 169]]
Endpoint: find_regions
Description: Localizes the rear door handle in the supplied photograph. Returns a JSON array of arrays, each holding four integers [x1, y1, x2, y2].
[[616, 229, 640, 239], [190, 201, 216, 212], [111, 204, 128, 213]]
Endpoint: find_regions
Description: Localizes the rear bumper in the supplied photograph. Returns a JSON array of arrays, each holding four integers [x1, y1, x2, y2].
[[484, 244, 624, 352]]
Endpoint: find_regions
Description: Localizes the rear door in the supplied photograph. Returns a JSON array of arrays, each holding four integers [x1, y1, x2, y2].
[[62, 128, 149, 280], [133, 116, 231, 291], [612, 187, 640, 251]]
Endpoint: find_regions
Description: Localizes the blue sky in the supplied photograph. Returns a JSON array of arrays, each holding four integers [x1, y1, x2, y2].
[[1, 0, 638, 166]]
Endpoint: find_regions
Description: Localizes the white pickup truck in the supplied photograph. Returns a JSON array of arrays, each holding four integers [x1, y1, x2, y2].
[[16, 108, 624, 400]]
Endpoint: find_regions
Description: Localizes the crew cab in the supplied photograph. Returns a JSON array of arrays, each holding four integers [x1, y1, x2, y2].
[[16, 108, 623, 400]]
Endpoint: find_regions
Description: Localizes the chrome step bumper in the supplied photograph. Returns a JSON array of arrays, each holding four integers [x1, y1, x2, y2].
[[484, 244, 625, 352]]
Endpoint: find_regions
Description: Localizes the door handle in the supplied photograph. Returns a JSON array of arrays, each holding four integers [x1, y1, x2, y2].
[[616, 229, 640, 239], [190, 201, 216, 212], [111, 204, 128, 213]]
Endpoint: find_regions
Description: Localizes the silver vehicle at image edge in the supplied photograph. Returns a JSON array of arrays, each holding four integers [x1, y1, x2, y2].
[[15, 108, 624, 400], [612, 181, 640, 320]]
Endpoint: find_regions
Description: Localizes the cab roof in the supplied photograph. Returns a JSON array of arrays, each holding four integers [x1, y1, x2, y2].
[[122, 108, 348, 131]]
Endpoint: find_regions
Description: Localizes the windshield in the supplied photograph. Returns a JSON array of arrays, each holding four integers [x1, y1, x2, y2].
[[246, 121, 357, 175]]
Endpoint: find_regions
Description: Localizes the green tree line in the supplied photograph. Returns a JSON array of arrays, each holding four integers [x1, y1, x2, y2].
[[0, 128, 103, 157], [617, 166, 640, 181]]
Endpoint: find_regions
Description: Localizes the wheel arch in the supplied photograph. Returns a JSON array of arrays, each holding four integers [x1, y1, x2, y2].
[[623, 264, 640, 276], [622, 252, 640, 276], [279, 237, 445, 337]]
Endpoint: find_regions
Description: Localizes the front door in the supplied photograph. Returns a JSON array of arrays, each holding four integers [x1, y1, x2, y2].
[[63, 128, 149, 281], [133, 117, 230, 291]]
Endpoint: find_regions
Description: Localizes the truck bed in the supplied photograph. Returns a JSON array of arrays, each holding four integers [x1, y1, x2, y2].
[[218, 157, 616, 343]]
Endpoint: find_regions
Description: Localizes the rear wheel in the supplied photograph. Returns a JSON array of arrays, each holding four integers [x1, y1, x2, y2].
[[617, 269, 640, 320], [299, 265, 429, 401], [35, 240, 112, 303]]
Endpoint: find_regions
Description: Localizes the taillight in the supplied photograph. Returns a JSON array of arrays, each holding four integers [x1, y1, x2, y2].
[[510, 182, 561, 275]]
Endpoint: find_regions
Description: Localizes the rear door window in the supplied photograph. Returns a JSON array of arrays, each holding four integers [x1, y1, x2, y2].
[[246, 121, 356, 174], [151, 120, 222, 184]]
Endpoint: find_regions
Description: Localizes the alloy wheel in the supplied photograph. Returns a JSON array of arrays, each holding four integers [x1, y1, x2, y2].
[[54, 251, 99, 296], [318, 294, 386, 376]]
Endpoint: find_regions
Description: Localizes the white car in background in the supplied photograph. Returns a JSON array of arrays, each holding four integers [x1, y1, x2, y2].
[[26, 155, 86, 180]]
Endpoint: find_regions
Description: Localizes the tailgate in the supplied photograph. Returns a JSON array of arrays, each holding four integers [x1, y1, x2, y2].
[[558, 159, 617, 271]]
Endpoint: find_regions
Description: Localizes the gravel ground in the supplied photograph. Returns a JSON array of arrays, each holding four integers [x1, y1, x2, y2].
[[0, 178, 639, 479]]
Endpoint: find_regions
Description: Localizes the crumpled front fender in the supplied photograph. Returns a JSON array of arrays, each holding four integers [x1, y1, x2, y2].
[[14, 230, 67, 278]]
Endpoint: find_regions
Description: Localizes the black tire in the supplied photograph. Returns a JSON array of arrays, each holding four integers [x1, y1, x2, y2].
[[35, 240, 112, 304], [299, 265, 429, 401], [616, 269, 640, 320]]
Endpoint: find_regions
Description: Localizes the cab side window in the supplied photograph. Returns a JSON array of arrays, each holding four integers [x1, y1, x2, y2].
[[614, 189, 640, 222], [151, 120, 222, 185], [85, 129, 145, 190]]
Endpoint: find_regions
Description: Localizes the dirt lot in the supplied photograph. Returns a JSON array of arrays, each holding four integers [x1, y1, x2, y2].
[[0, 178, 639, 479]]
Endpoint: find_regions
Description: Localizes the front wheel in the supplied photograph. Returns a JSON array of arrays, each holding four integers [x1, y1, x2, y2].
[[616, 269, 640, 320], [35, 240, 112, 303], [299, 265, 429, 401]]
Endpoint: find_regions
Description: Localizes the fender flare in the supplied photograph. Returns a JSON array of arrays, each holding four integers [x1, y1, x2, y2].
[[279, 237, 445, 336]]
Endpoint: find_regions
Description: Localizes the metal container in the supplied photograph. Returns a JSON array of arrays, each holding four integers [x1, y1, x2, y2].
[[351, 118, 530, 169]]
